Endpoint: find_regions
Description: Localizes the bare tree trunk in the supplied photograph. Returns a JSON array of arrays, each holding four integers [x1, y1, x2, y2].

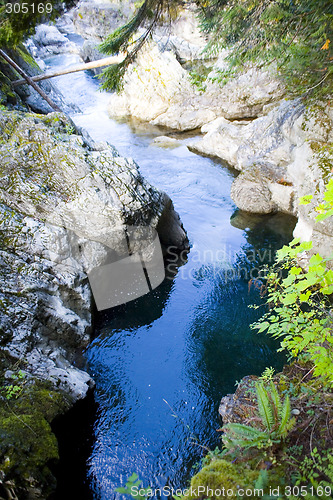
[[12, 54, 126, 87], [0, 49, 62, 112]]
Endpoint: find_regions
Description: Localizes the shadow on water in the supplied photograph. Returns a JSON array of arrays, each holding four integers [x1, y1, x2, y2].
[[94, 262, 179, 340]]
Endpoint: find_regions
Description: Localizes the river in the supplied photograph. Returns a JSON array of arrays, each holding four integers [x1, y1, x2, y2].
[[44, 51, 295, 499]]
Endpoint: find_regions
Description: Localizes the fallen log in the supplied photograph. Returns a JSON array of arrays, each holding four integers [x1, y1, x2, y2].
[[12, 54, 126, 87], [0, 49, 62, 112]]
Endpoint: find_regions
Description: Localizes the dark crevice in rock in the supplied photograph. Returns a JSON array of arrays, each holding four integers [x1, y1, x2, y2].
[[50, 388, 97, 500]]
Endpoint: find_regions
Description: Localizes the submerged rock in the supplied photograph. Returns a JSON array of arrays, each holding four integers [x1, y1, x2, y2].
[[151, 136, 181, 148]]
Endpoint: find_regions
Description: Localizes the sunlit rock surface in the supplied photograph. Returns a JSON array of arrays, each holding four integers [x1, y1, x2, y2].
[[108, 42, 284, 130]]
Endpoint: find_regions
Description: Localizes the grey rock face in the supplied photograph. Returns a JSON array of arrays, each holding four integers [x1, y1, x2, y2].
[[72, 0, 136, 41], [0, 108, 188, 400], [0, 205, 93, 399], [31, 24, 79, 57]]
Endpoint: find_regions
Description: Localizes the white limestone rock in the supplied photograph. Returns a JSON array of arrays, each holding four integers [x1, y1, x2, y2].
[[108, 42, 284, 131]]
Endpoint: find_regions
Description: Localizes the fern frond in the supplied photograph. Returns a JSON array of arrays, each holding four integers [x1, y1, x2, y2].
[[222, 423, 269, 450], [256, 383, 274, 431], [269, 380, 282, 427], [223, 423, 267, 438], [277, 394, 292, 438]]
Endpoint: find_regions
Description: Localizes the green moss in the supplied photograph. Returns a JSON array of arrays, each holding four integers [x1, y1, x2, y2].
[[0, 361, 72, 497], [0, 72, 17, 105], [0, 108, 85, 208], [16, 46, 39, 70], [309, 141, 333, 181], [184, 459, 260, 499]]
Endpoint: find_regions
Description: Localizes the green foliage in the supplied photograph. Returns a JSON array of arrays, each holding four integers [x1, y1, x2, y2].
[[253, 176, 333, 383], [115, 473, 151, 499], [189, 68, 208, 92], [321, 453, 333, 492], [300, 177, 333, 221], [260, 367, 275, 382], [197, 0, 333, 99], [315, 177, 333, 222], [0, 0, 75, 47], [99, 0, 180, 91], [252, 236, 333, 385], [285, 451, 333, 499], [99, 60, 127, 92], [0, 369, 26, 400], [99, 1, 152, 56], [222, 381, 295, 452]]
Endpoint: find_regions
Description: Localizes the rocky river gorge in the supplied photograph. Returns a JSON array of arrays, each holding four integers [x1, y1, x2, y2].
[[0, 2, 332, 499]]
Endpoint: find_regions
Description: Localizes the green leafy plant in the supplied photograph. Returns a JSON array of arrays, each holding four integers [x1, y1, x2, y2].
[[115, 473, 151, 499], [222, 381, 295, 451], [300, 177, 333, 222], [0, 370, 26, 400], [260, 367, 275, 382], [252, 237, 333, 385]]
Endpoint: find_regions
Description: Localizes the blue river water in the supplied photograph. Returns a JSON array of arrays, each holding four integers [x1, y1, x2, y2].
[[46, 52, 296, 499]]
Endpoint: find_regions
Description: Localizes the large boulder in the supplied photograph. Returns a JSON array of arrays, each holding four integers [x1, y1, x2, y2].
[[108, 42, 194, 124], [0, 108, 188, 396]]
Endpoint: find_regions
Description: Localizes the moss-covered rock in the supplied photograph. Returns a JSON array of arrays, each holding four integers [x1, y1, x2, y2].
[[184, 458, 260, 499], [0, 357, 72, 499]]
